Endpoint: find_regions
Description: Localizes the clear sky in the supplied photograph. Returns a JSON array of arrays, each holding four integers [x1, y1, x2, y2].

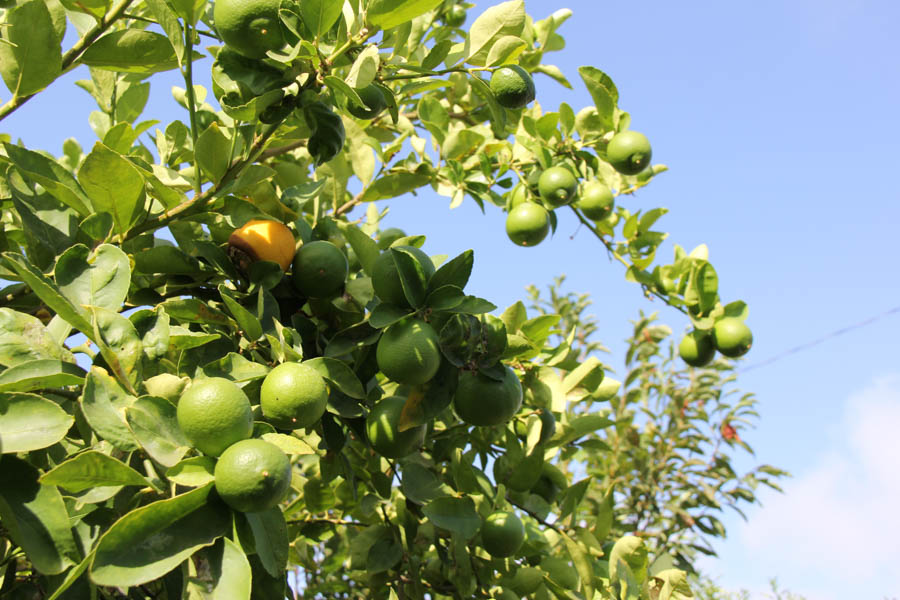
[[4, 1, 900, 598]]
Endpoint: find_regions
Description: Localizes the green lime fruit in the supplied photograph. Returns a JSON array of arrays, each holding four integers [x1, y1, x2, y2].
[[291, 240, 348, 298], [260, 362, 328, 430], [143, 373, 189, 402], [506, 202, 550, 247], [213, 439, 291, 512], [507, 566, 544, 596], [538, 166, 578, 207], [508, 182, 530, 209], [481, 511, 525, 558], [213, 0, 285, 59], [365, 396, 427, 458], [376, 319, 442, 385], [346, 84, 387, 120], [577, 181, 615, 220], [713, 318, 753, 358], [453, 366, 523, 426], [444, 4, 466, 27], [607, 130, 652, 175], [678, 330, 716, 367], [372, 246, 435, 306], [490, 65, 536, 109], [176, 377, 253, 456]]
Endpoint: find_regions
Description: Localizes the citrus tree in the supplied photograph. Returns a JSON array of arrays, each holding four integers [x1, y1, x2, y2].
[[0, 0, 770, 598]]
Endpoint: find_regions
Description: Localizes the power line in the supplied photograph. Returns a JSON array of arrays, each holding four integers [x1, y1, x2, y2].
[[738, 304, 900, 373]]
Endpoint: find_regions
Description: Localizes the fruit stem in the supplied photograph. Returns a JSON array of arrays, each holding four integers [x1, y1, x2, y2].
[[183, 22, 202, 198], [0, 0, 137, 124]]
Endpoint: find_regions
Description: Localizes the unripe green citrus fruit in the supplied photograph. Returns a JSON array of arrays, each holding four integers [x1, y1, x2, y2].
[[376, 319, 442, 385], [538, 166, 578, 207], [372, 246, 435, 306], [576, 181, 615, 220], [213, 439, 291, 512], [607, 130, 652, 175], [213, 0, 285, 59], [490, 65, 536, 109], [506, 202, 550, 247], [346, 84, 387, 120], [228, 219, 295, 272], [530, 463, 566, 504], [444, 4, 466, 27], [678, 330, 715, 367], [508, 566, 543, 596], [260, 362, 328, 430], [453, 366, 523, 426], [508, 182, 529, 209], [713, 318, 753, 357], [538, 409, 556, 444], [176, 377, 253, 456], [365, 396, 427, 458], [291, 240, 348, 298], [144, 373, 189, 402], [481, 511, 525, 558]]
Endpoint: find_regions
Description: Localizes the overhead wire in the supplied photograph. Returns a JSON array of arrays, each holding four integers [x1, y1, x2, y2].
[[738, 304, 900, 373]]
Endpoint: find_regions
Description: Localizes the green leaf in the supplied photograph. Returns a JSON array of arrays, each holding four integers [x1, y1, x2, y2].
[[723, 300, 749, 320], [367, 0, 442, 30], [425, 285, 465, 311], [697, 262, 718, 314], [422, 496, 481, 539], [219, 286, 263, 342], [92, 307, 143, 391], [578, 66, 618, 131], [302, 357, 365, 399], [369, 303, 414, 329], [79, 30, 187, 74], [0, 309, 74, 368], [246, 507, 288, 578], [0, 359, 85, 393], [0, 0, 62, 97], [367, 534, 402, 573], [186, 538, 252, 600], [46, 550, 94, 600], [466, 0, 526, 66], [0, 455, 77, 575], [78, 144, 146, 234], [165, 456, 216, 487], [400, 462, 450, 505], [359, 172, 432, 202], [392, 247, 429, 308], [337, 222, 379, 277], [485, 35, 527, 67], [90, 484, 230, 587], [298, 0, 343, 37], [561, 530, 595, 600], [345, 45, 380, 88], [609, 535, 649, 585], [195, 122, 232, 185], [201, 352, 269, 382], [0, 392, 74, 453], [132, 246, 203, 276], [126, 396, 190, 468], [3, 143, 91, 215], [1, 253, 94, 339], [260, 432, 316, 455], [561, 356, 604, 395], [40, 451, 149, 492], [81, 367, 139, 451], [55, 243, 130, 313]]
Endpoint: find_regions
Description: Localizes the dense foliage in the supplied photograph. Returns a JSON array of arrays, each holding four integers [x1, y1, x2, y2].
[[0, 0, 780, 598]]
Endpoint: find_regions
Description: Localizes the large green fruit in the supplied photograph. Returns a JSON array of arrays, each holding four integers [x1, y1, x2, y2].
[[346, 84, 387, 120], [376, 319, 442, 385], [291, 240, 348, 298], [366, 396, 426, 458], [506, 202, 550, 247], [678, 330, 715, 367], [607, 130, 652, 175], [489, 65, 536, 109], [538, 166, 578, 207], [453, 366, 522, 426], [713, 318, 753, 357], [214, 0, 284, 59], [481, 511, 525, 558], [214, 439, 291, 512], [576, 181, 615, 220], [176, 377, 253, 457], [260, 362, 328, 429]]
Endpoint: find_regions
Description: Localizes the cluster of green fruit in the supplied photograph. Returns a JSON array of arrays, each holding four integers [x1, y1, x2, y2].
[[505, 130, 653, 247], [678, 316, 754, 366]]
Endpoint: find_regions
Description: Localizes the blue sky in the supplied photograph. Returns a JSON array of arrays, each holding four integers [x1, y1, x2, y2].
[[4, 0, 900, 597]]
